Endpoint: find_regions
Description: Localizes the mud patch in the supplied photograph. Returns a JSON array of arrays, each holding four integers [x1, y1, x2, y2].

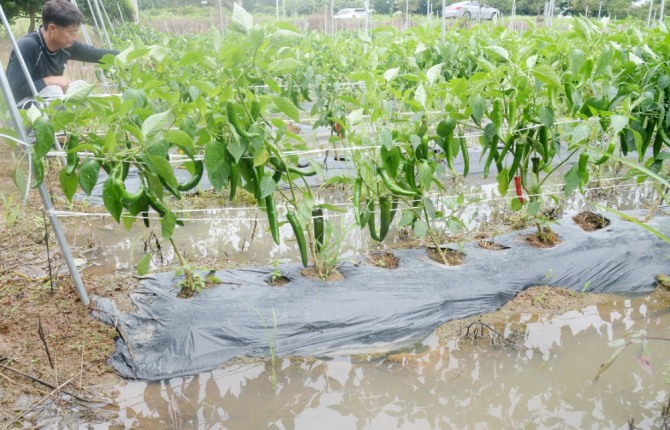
[[426, 247, 466, 266], [522, 232, 562, 248], [573, 211, 611, 231], [367, 251, 399, 269]]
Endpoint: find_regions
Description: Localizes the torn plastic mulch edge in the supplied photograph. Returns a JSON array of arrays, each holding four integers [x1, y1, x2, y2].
[[92, 212, 670, 381]]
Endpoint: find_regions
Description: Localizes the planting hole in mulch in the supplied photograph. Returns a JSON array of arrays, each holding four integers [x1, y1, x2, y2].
[[476, 239, 510, 250], [267, 274, 291, 287], [300, 266, 345, 281], [573, 211, 611, 232], [367, 251, 400, 269], [523, 232, 562, 249], [426, 247, 466, 266]]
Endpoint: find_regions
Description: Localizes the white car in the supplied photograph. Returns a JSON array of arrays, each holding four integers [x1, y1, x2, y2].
[[443, 1, 499, 20], [334, 8, 369, 19]]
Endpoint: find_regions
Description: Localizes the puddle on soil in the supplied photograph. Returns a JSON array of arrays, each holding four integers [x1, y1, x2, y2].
[[99, 292, 670, 429]]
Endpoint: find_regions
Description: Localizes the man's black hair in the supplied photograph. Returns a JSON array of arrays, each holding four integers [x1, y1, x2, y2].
[[42, 0, 85, 27]]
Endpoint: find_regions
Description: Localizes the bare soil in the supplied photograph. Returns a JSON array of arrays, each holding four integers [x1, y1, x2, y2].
[[522, 231, 562, 248], [367, 251, 399, 269], [573, 210, 611, 231], [426, 246, 466, 265]]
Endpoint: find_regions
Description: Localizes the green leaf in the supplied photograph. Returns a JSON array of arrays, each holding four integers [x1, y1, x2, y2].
[[527, 200, 541, 217], [413, 220, 428, 238], [418, 161, 433, 191], [539, 106, 554, 128], [64, 81, 95, 103], [232, 3, 253, 34], [102, 177, 123, 222], [164, 129, 194, 154], [571, 123, 591, 143], [423, 197, 437, 220], [32, 115, 55, 159], [611, 115, 628, 135], [78, 159, 101, 196], [564, 164, 581, 196], [136, 253, 151, 276], [470, 95, 486, 125], [161, 211, 177, 239], [148, 155, 179, 191], [204, 141, 229, 192], [384, 67, 399, 82], [397, 210, 416, 228], [260, 175, 276, 199], [31, 158, 44, 188], [484, 46, 509, 62], [270, 58, 301, 74], [59, 169, 78, 202], [272, 96, 300, 122], [347, 108, 364, 125], [226, 135, 247, 163], [253, 148, 269, 167], [533, 65, 562, 88], [426, 63, 442, 85], [141, 110, 173, 139], [414, 84, 427, 108], [511, 198, 523, 211]]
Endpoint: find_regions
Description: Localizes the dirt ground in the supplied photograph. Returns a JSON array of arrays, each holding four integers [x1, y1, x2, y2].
[[0, 143, 669, 427]]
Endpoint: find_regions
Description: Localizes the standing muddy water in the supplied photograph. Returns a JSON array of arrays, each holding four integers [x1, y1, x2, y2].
[[98, 290, 670, 429]]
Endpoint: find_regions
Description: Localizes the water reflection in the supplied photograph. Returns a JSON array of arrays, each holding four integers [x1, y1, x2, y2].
[[103, 293, 670, 429], [71, 181, 659, 275]]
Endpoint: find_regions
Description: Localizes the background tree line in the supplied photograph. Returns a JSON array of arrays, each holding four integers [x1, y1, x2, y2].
[[2, 0, 135, 32]]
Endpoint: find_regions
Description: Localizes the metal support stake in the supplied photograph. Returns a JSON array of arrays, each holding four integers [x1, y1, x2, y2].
[[0, 62, 90, 306], [70, 0, 94, 45], [93, 0, 113, 49]]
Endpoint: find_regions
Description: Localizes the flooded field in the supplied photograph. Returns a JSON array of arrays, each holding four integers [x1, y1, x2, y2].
[[95, 290, 670, 429]]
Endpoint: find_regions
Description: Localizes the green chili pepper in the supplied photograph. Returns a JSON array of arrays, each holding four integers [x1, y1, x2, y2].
[[250, 98, 261, 120], [313, 208, 324, 252], [367, 198, 381, 242], [265, 194, 280, 245], [377, 167, 417, 197], [226, 101, 259, 139], [144, 189, 184, 226], [538, 126, 549, 160], [269, 156, 317, 177], [353, 177, 363, 227], [491, 99, 503, 132], [379, 196, 392, 242], [177, 160, 204, 192], [507, 142, 525, 185], [594, 141, 616, 165], [65, 133, 79, 175], [483, 134, 500, 178], [459, 135, 469, 177], [286, 211, 309, 267]]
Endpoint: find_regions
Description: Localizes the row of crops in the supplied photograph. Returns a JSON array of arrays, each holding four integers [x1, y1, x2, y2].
[[14, 7, 670, 290]]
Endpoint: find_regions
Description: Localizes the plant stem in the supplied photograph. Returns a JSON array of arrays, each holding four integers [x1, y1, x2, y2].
[[170, 237, 193, 287]]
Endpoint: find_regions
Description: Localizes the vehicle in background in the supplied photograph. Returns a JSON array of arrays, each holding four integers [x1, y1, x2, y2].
[[443, 1, 499, 20], [334, 8, 370, 19]]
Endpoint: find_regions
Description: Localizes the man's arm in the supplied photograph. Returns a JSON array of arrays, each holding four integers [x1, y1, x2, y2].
[[5, 37, 46, 102], [67, 41, 119, 63]]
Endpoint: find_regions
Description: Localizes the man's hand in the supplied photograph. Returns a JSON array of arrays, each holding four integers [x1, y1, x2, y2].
[[43, 76, 69, 91]]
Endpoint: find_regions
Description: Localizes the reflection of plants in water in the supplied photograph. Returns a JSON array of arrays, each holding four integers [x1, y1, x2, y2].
[[240, 300, 278, 388], [595, 331, 670, 383]]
